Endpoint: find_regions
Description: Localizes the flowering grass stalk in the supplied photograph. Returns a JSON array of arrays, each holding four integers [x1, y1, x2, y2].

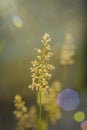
[[60, 33, 76, 84], [28, 33, 55, 130]]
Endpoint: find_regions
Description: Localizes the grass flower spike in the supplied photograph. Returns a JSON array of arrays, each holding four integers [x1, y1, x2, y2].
[[28, 33, 55, 93], [13, 95, 38, 130], [28, 33, 55, 130], [13, 95, 28, 120], [60, 33, 76, 65]]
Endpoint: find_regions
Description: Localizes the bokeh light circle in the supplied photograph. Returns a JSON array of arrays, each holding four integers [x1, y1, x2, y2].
[[12, 15, 23, 28], [74, 111, 85, 122], [81, 120, 87, 130], [57, 88, 80, 111]]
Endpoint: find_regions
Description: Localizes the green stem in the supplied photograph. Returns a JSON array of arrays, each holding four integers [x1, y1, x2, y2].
[[61, 66, 68, 84], [39, 90, 42, 130]]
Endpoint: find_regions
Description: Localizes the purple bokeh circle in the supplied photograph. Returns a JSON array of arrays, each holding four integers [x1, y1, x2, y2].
[[57, 88, 80, 111]]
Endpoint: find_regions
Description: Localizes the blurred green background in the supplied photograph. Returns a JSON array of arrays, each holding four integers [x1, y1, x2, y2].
[[0, 0, 86, 130]]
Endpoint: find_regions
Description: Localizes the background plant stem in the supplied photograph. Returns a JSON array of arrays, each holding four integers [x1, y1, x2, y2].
[[39, 90, 42, 130]]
